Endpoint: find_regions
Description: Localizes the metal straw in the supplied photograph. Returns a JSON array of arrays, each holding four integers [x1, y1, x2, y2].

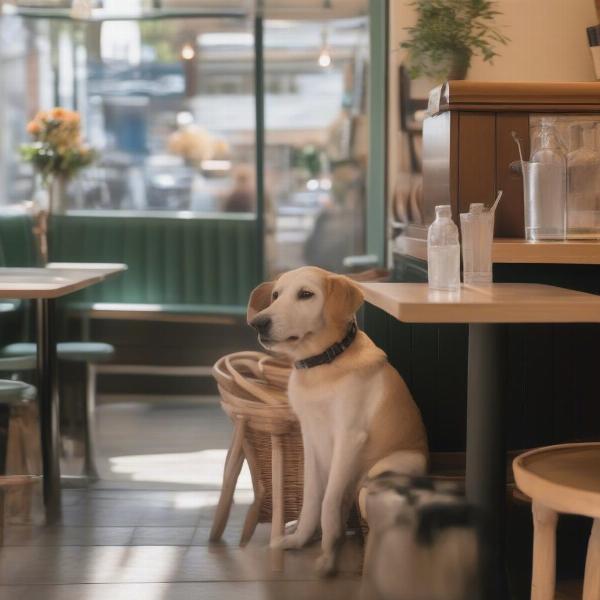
[[512, 130, 525, 164]]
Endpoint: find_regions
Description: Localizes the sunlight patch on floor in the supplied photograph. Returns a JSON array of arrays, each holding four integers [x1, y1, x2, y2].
[[108, 449, 253, 488]]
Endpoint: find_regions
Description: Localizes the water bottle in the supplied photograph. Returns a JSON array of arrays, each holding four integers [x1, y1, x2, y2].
[[526, 118, 567, 240], [427, 205, 460, 291], [567, 122, 600, 238]]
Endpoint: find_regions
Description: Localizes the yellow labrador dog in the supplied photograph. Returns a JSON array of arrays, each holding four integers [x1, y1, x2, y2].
[[247, 266, 428, 576]]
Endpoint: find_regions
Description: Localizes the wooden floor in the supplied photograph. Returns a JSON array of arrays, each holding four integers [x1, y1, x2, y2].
[[0, 399, 363, 600], [0, 398, 584, 599]]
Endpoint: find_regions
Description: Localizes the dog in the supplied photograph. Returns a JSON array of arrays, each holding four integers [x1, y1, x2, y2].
[[361, 474, 479, 600], [247, 266, 428, 576]]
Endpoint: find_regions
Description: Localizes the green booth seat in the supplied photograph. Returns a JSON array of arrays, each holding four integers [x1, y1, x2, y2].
[[0, 342, 113, 480], [65, 301, 247, 318], [0, 380, 35, 405], [0, 379, 38, 479], [0, 355, 37, 372], [0, 301, 22, 313], [0, 212, 258, 317], [48, 213, 259, 311], [0, 212, 40, 268], [0, 342, 114, 363]]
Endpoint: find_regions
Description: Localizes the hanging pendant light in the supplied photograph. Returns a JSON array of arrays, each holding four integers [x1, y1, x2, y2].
[[318, 26, 331, 68], [181, 43, 196, 61]]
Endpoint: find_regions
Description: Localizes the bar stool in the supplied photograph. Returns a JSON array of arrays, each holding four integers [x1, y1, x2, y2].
[[0, 342, 114, 479], [0, 378, 39, 474], [0, 378, 40, 522], [0, 475, 40, 543], [513, 443, 600, 600]]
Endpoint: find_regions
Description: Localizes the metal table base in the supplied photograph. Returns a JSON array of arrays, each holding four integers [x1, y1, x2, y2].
[[36, 298, 61, 520], [466, 323, 509, 600]]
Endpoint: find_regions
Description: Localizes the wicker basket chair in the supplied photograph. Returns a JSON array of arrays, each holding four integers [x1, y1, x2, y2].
[[210, 352, 303, 547]]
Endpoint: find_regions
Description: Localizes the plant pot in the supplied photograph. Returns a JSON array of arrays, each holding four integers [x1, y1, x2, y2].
[[446, 50, 471, 81]]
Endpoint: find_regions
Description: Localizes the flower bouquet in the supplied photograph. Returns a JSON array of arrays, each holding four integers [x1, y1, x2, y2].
[[167, 124, 229, 168], [20, 107, 95, 261], [21, 107, 95, 191]]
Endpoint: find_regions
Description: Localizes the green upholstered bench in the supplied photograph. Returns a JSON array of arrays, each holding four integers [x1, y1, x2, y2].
[[1, 342, 114, 363], [48, 212, 258, 325], [0, 211, 260, 476]]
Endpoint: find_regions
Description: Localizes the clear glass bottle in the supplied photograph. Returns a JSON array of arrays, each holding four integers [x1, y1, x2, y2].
[[427, 205, 460, 292], [525, 119, 567, 240], [567, 121, 600, 238]]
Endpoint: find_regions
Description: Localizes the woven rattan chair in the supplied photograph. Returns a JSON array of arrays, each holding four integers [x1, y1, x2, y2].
[[210, 352, 300, 548]]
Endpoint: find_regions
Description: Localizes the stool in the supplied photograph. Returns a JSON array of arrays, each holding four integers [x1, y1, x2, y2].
[[0, 380, 40, 522], [513, 443, 600, 600], [1, 342, 114, 479], [0, 475, 40, 543]]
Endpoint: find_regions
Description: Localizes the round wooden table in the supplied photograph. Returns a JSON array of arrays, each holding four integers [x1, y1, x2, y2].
[[514, 443, 600, 600]]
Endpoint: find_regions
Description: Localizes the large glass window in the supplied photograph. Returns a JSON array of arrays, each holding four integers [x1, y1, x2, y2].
[[0, 3, 373, 277], [264, 17, 370, 275], [0, 13, 256, 214]]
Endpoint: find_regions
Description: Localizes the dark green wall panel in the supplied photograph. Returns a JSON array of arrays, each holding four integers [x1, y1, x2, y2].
[[368, 253, 600, 453]]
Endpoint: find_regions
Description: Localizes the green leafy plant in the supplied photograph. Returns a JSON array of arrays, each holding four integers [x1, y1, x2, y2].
[[401, 0, 508, 80]]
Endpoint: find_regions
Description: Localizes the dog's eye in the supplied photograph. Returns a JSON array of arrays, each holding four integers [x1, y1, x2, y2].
[[272, 291, 279, 300], [297, 290, 314, 300]]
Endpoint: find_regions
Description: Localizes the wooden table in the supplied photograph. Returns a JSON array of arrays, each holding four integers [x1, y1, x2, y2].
[[0, 265, 125, 519], [359, 282, 600, 600]]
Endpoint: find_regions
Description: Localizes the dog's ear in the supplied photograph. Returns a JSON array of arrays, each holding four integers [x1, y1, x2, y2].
[[247, 281, 275, 323], [325, 275, 364, 322]]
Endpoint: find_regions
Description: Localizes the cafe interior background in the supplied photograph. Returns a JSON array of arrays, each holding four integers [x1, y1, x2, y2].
[[0, 0, 599, 599]]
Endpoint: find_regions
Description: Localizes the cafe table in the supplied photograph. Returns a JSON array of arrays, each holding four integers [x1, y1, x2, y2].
[[358, 282, 600, 600], [0, 264, 125, 520]]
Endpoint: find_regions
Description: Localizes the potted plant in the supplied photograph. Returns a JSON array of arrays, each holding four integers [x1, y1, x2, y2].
[[401, 0, 508, 81], [21, 107, 95, 213], [20, 107, 95, 262]]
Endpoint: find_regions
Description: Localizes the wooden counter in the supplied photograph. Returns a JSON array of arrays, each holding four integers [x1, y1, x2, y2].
[[395, 236, 600, 265]]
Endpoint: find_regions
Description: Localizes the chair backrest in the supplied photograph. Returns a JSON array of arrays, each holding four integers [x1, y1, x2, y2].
[[48, 213, 259, 307], [0, 213, 39, 268]]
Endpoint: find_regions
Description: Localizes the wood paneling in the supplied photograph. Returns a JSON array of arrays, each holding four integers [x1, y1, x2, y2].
[[495, 113, 529, 237], [437, 81, 600, 112], [457, 112, 497, 214]]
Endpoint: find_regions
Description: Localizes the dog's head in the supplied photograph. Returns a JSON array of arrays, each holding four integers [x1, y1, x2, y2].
[[247, 266, 364, 359]]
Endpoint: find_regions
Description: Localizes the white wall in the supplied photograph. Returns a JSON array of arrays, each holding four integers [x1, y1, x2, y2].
[[390, 0, 598, 82], [468, 0, 597, 81]]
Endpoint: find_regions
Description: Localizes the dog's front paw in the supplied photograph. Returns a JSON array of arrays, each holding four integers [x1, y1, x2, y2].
[[270, 533, 304, 550], [315, 551, 337, 577]]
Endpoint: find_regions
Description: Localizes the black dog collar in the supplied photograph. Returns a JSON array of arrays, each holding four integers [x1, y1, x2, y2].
[[294, 321, 358, 370]]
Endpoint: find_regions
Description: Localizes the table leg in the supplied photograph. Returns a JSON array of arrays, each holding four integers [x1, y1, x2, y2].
[[36, 298, 62, 520], [0, 405, 9, 473], [466, 323, 508, 600]]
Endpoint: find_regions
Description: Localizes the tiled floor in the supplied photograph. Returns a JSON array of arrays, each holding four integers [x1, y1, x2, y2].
[[0, 399, 364, 600]]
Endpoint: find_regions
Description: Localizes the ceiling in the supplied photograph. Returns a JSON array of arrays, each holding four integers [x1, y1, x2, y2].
[[7, 0, 369, 21], [158, 0, 369, 19]]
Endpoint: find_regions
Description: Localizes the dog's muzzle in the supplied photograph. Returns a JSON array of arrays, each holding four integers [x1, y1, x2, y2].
[[250, 315, 272, 337]]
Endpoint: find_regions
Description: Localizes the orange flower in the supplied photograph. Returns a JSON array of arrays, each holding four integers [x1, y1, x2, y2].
[[26, 121, 41, 135], [51, 107, 67, 119]]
